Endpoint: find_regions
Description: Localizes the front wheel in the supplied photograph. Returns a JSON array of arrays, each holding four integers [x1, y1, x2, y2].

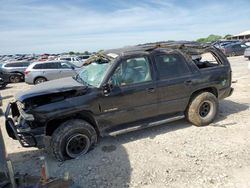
[[186, 92, 218, 126], [49, 119, 97, 161]]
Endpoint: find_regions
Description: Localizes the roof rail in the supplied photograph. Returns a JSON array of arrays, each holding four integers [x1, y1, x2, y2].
[[137, 41, 210, 51]]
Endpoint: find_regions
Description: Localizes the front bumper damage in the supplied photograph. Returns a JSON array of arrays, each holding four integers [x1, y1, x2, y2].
[[4, 102, 44, 148]]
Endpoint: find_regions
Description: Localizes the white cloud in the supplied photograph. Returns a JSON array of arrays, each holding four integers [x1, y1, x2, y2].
[[0, 0, 250, 54]]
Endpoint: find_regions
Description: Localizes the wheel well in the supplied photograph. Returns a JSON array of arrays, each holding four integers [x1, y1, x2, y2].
[[10, 71, 24, 76], [45, 112, 100, 137], [185, 87, 218, 113], [191, 87, 218, 99], [34, 76, 47, 83]]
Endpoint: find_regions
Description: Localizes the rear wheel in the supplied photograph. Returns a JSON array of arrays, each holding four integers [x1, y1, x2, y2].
[[9, 75, 21, 83], [49, 119, 97, 161], [34, 77, 47, 84], [186, 92, 218, 126]]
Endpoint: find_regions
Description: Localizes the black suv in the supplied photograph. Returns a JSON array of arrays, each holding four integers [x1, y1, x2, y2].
[[5, 42, 233, 161]]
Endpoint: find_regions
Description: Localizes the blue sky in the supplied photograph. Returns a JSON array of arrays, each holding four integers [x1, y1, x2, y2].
[[0, 0, 249, 54]]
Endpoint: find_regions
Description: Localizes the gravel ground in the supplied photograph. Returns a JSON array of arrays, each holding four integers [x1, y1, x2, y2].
[[0, 56, 250, 188]]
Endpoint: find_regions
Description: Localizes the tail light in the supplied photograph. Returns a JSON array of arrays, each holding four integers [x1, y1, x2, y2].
[[24, 70, 30, 75]]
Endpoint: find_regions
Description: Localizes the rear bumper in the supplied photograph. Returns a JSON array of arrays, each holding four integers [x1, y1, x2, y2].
[[24, 76, 34, 84], [4, 102, 45, 148], [218, 87, 234, 99]]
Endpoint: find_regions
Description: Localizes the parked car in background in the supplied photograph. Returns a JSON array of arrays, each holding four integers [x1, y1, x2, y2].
[[25, 60, 80, 84], [221, 43, 248, 57], [0, 70, 21, 88], [244, 47, 250, 60], [57, 56, 83, 67], [1, 61, 31, 82], [213, 40, 240, 49]]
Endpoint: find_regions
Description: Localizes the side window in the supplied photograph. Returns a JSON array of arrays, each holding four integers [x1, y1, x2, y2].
[[112, 56, 152, 86], [155, 53, 190, 79], [21, 62, 30, 67], [33, 64, 44, 69], [60, 62, 71, 69], [44, 63, 60, 69], [193, 52, 222, 69]]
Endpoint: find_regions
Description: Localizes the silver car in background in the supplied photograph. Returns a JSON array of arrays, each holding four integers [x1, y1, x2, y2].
[[1, 61, 31, 82], [25, 61, 80, 84], [244, 47, 250, 60]]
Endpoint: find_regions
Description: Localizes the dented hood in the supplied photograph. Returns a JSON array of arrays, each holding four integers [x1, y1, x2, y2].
[[16, 77, 88, 102]]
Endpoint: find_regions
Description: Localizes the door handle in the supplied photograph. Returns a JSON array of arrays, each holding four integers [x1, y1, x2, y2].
[[147, 88, 155, 93], [184, 80, 192, 85]]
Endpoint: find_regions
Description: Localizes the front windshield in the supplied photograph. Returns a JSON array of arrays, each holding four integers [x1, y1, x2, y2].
[[75, 62, 111, 87]]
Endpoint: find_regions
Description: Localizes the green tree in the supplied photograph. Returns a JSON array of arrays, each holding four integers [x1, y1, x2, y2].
[[224, 34, 233, 39], [196, 34, 222, 43], [69, 51, 75, 55]]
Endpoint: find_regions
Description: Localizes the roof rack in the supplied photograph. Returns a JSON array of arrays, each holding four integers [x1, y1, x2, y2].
[[137, 41, 210, 52]]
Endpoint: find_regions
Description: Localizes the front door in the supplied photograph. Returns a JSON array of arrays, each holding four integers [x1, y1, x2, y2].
[[98, 55, 158, 131]]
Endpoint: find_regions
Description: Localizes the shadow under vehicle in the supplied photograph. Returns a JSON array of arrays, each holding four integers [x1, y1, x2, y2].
[[4, 41, 234, 161]]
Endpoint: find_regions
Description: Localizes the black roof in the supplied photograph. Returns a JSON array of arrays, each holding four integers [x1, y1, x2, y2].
[[104, 41, 210, 56]]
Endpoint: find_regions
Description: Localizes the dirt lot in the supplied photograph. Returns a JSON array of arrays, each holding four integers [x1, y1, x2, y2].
[[1, 56, 250, 188]]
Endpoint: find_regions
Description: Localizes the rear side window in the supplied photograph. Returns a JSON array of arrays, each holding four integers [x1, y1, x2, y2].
[[193, 52, 222, 69], [33, 63, 60, 69], [4, 63, 20, 67], [33, 64, 45, 69], [21, 62, 30, 67], [154, 53, 190, 79], [45, 62, 60, 69]]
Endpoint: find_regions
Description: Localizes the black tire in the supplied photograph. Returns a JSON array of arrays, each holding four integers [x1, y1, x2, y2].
[[0, 83, 7, 89], [49, 119, 97, 161], [186, 92, 218, 126], [34, 77, 47, 84], [9, 75, 21, 83], [248, 57, 250, 60]]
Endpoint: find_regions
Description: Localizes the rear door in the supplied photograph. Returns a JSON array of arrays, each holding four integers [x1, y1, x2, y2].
[[153, 51, 193, 116], [43, 62, 61, 80]]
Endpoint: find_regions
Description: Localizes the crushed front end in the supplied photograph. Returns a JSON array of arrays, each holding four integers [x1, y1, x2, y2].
[[4, 101, 45, 148]]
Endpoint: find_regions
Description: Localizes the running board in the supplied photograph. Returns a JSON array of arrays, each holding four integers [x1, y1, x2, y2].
[[108, 115, 185, 136]]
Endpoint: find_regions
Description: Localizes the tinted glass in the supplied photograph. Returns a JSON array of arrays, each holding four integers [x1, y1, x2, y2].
[[45, 62, 60, 69], [155, 53, 190, 79], [61, 58, 71, 61], [21, 62, 30, 67], [4, 63, 20, 67], [33, 64, 45, 69]]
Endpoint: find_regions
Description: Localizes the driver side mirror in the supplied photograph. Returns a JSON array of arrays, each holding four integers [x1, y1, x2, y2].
[[102, 82, 113, 96]]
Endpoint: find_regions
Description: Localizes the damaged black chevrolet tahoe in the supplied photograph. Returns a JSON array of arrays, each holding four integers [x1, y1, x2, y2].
[[5, 42, 233, 161]]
